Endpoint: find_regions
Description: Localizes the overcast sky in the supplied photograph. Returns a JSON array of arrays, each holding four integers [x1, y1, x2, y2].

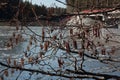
[[24, 0, 66, 8]]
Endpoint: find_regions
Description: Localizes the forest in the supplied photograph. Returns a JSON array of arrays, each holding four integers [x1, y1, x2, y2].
[[0, 0, 66, 21], [66, 0, 120, 13]]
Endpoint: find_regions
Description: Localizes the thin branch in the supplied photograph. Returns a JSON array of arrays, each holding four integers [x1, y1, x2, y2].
[[0, 61, 119, 79]]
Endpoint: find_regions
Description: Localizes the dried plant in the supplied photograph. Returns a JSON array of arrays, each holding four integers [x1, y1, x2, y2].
[[0, 0, 120, 80]]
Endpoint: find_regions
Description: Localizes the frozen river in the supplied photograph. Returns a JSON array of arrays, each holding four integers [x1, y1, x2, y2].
[[0, 24, 120, 80]]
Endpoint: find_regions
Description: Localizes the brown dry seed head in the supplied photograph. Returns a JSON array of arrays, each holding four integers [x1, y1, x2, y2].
[[65, 42, 70, 53], [60, 34, 62, 39], [39, 52, 43, 59], [111, 46, 116, 54], [8, 57, 11, 65], [14, 60, 17, 66], [0, 77, 2, 80], [27, 45, 30, 51], [70, 29, 73, 35], [53, 35, 57, 40], [4, 70, 8, 77], [11, 69, 14, 74], [42, 29, 45, 42], [78, 50, 83, 58], [44, 42, 48, 51], [73, 40, 77, 49], [34, 38, 37, 44], [18, 63, 22, 68], [16, 26, 19, 31], [30, 36, 33, 40], [28, 57, 33, 63], [21, 58, 24, 66], [58, 58, 64, 68], [29, 40, 32, 45], [40, 44, 43, 49], [15, 37, 18, 44]]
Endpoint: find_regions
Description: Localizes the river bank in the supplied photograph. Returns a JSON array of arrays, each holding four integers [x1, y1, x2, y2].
[[0, 20, 60, 26], [0, 21, 40, 26], [0, 21, 10, 26]]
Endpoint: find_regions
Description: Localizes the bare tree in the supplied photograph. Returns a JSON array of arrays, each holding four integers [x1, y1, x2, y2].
[[0, 0, 120, 80]]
